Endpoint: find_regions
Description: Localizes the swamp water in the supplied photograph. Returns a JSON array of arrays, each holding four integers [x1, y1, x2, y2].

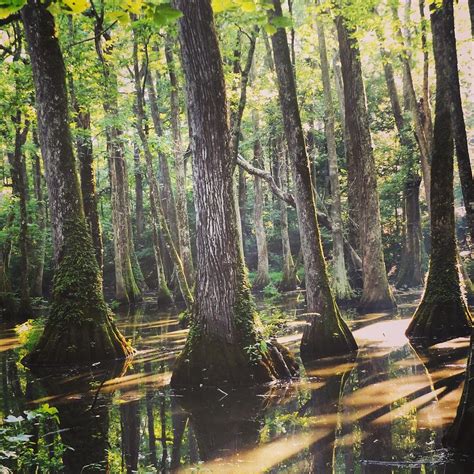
[[0, 291, 472, 473]]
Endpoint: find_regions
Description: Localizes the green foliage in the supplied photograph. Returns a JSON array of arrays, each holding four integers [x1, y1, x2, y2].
[[0, 404, 66, 472], [263, 282, 280, 299], [15, 318, 45, 353]]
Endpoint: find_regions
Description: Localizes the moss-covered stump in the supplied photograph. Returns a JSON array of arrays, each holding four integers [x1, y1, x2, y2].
[[22, 220, 133, 367], [171, 330, 298, 388], [300, 310, 358, 362]]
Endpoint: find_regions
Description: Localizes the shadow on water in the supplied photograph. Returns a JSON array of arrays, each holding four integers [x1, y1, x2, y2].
[[0, 291, 473, 472]]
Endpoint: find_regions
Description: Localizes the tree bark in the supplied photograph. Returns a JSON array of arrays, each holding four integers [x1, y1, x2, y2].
[[21, 0, 132, 366], [335, 15, 396, 312], [406, 0, 472, 346], [164, 35, 194, 286], [252, 112, 271, 291], [316, 11, 353, 301], [270, 0, 357, 361], [170, 0, 298, 387]]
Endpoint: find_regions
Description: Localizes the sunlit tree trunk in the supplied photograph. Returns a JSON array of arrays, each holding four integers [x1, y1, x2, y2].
[[277, 143, 298, 291], [316, 11, 353, 301], [252, 111, 270, 290], [170, 0, 297, 387], [406, 0, 472, 345], [21, 0, 132, 365], [271, 0, 357, 361], [336, 15, 396, 312]]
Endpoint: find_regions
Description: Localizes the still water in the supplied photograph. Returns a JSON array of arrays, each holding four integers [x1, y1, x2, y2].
[[0, 291, 472, 473]]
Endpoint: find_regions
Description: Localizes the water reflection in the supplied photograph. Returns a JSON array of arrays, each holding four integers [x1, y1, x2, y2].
[[0, 293, 471, 472]]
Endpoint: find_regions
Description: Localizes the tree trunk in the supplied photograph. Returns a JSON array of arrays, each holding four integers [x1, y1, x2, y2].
[[252, 112, 271, 291], [8, 111, 31, 314], [396, 176, 424, 288], [419, 0, 434, 155], [170, 0, 298, 387], [94, 23, 141, 304], [392, 4, 432, 211], [132, 30, 188, 307], [74, 108, 103, 271], [30, 133, 46, 297], [164, 35, 194, 286], [406, 0, 472, 346], [335, 15, 396, 312], [145, 67, 181, 281], [377, 41, 423, 289], [21, 0, 132, 366], [271, 0, 357, 361], [316, 11, 353, 301], [230, 28, 258, 262], [440, 0, 474, 243], [276, 142, 298, 291], [133, 142, 144, 245]]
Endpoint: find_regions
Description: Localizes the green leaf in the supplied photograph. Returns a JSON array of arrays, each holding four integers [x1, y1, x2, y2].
[[264, 23, 277, 35]]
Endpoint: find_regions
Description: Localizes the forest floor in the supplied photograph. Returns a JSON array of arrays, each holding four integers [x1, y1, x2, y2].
[[0, 290, 472, 472]]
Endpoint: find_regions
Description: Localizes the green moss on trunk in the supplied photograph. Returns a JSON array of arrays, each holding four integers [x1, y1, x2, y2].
[[23, 220, 133, 367], [171, 273, 298, 388]]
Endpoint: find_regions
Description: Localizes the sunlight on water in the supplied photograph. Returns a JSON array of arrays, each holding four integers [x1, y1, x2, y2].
[[0, 293, 471, 472]]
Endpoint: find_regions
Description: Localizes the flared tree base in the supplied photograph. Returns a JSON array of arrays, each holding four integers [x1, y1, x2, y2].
[[396, 266, 424, 290], [300, 310, 358, 362], [406, 299, 472, 346], [171, 335, 298, 388], [252, 273, 271, 292], [358, 291, 397, 313], [22, 310, 133, 367], [157, 285, 173, 306]]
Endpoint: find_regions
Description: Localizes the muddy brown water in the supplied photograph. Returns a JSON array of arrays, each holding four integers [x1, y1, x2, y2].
[[0, 290, 472, 472]]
